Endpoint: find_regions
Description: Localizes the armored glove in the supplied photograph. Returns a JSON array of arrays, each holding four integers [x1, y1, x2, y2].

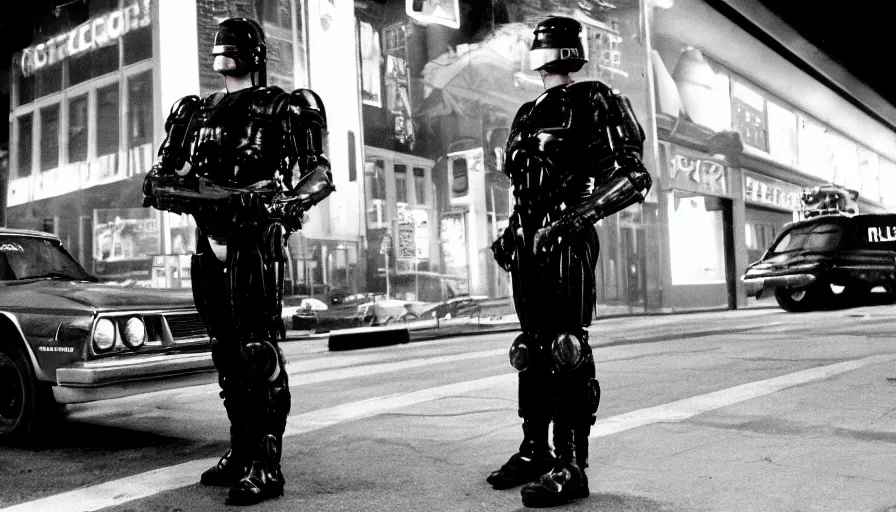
[[532, 213, 588, 260], [491, 225, 516, 272]]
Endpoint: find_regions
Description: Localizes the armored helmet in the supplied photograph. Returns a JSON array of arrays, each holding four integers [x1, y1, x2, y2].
[[212, 17, 267, 85], [529, 17, 587, 74]]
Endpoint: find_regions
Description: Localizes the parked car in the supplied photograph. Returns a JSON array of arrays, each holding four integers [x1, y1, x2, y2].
[[410, 295, 491, 321], [0, 228, 214, 441], [283, 296, 327, 331], [742, 213, 896, 312]]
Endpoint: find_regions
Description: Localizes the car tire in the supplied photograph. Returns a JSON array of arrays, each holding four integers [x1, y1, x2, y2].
[[774, 285, 818, 312], [0, 345, 62, 444]]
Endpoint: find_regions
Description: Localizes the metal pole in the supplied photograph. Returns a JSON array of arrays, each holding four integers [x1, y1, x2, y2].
[[385, 252, 391, 298]]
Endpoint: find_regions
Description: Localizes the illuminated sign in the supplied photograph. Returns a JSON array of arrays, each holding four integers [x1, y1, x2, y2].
[[406, 0, 460, 29], [668, 148, 729, 196], [20, 0, 151, 77], [743, 171, 802, 211]]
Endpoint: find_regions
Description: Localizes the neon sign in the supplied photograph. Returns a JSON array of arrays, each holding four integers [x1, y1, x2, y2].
[[19, 0, 151, 77]]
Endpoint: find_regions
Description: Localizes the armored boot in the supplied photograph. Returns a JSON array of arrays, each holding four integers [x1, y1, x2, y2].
[[227, 434, 286, 505], [520, 425, 589, 508], [201, 386, 251, 486], [487, 419, 555, 489]]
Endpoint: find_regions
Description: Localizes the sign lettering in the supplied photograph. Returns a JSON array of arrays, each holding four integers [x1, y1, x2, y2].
[[867, 226, 896, 243], [743, 172, 802, 211], [668, 152, 728, 196], [20, 0, 151, 77]]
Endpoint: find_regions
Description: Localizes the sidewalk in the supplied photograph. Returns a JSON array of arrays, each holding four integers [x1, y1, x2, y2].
[[285, 296, 782, 343]]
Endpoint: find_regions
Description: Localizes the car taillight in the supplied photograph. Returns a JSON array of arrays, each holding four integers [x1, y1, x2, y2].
[[93, 318, 116, 352], [122, 317, 146, 349]]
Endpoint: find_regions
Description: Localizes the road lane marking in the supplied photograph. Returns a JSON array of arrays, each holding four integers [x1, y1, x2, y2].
[[68, 348, 508, 413], [7, 353, 895, 512]]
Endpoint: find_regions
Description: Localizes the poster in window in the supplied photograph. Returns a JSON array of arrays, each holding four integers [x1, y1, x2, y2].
[[93, 208, 160, 262], [406, 0, 460, 29], [385, 55, 415, 148], [358, 20, 383, 107]]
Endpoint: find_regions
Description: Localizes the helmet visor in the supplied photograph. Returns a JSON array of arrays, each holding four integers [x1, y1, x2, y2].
[[529, 47, 583, 71]]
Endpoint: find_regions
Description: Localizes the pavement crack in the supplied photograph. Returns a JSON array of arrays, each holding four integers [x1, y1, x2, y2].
[[380, 407, 509, 418]]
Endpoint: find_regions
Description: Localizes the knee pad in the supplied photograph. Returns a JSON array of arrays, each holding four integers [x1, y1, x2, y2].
[[551, 332, 585, 371], [509, 333, 533, 371], [241, 340, 283, 382]]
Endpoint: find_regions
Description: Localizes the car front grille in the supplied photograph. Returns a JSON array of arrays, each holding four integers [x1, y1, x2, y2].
[[164, 313, 208, 342]]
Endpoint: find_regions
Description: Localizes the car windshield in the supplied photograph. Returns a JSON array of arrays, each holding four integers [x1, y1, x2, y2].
[[769, 223, 844, 254], [0, 235, 95, 282]]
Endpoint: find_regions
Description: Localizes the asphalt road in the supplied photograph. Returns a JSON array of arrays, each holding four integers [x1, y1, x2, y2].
[[2, 305, 896, 512]]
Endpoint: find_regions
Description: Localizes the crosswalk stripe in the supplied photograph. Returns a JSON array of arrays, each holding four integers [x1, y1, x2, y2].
[[5, 352, 894, 512]]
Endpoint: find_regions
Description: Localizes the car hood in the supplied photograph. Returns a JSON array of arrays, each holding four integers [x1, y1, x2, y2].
[[0, 279, 196, 312]]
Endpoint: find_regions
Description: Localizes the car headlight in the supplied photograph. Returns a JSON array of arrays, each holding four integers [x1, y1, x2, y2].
[[93, 318, 116, 351], [122, 317, 146, 349]]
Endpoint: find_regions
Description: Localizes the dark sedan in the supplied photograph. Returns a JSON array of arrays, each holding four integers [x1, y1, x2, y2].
[[0, 228, 214, 442], [742, 214, 896, 312]]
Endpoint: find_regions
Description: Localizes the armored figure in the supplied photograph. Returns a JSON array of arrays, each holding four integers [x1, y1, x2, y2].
[[142, 18, 334, 506], [488, 17, 651, 508]]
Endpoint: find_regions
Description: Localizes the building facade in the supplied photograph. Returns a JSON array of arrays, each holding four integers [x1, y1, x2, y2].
[[6, 0, 896, 318]]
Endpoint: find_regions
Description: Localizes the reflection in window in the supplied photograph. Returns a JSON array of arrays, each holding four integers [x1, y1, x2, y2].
[[97, 83, 120, 157], [395, 164, 408, 204], [68, 95, 89, 163], [16, 114, 33, 177], [40, 105, 61, 171], [668, 194, 726, 284], [128, 71, 153, 148], [413, 167, 426, 205], [16, 70, 35, 105], [68, 45, 119, 86]]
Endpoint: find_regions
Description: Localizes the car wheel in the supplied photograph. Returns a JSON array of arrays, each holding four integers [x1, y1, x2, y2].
[[0, 346, 62, 444], [774, 286, 816, 312]]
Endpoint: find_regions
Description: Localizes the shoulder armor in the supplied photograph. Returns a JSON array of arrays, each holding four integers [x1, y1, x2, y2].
[[165, 95, 200, 132], [289, 88, 327, 129], [249, 86, 290, 116]]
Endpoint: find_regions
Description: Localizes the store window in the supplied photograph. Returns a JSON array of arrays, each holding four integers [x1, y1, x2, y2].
[[797, 115, 833, 181], [37, 64, 63, 99], [394, 164, 408, 204], [123, 25, 153, 65], [413, 167, 426, 205], [97, 83, 120, 157], [766, 100, 797, 166], [68, 94, 89, 163], [731, 80, 768, 152], [365, 159, 386, 228], [16, 114, 34, 177], [68, 45, 119, 87], [127, 71, 153, 148], [39, 105, 61, 172], [668, 193, 726, 284]]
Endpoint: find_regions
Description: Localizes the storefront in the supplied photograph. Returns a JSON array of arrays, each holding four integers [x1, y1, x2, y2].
[[741, 171, 800, 265], [6, 0, 363, 289]]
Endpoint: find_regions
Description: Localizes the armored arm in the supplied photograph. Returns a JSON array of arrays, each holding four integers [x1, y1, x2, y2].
[[549, 87, 652, 240], [143, 95, 200, 209], [280, 89, 335, 228]]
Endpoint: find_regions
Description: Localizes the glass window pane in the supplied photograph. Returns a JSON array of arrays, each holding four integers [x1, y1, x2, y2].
[[68, 45, 119, 86], [413, 167, 425, 204], [36, 64, 63, 99], [127, 71, 153, 148], [16, 114, 33, 177], [68, 94, 89, 163], [15, 67, 35, 105], [40, 105, 61, 171], [123, 26, 153, 65], [97, 83, 120, 157], [365, 159, 385, 200], [395, 164, 407, 204]]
